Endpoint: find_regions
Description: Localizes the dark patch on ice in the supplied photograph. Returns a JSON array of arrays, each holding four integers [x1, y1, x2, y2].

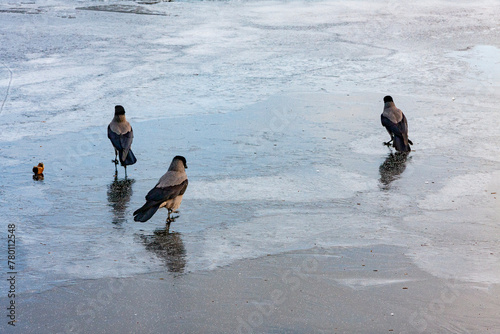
[[249, 21, 353, 32], [0, 8, 42, 14], [107, 178, 135, 225], [76, 5, 169, 16], [137, 0, 173, 4], [140, 229, 186, 273], [379, 153, 410, 189]]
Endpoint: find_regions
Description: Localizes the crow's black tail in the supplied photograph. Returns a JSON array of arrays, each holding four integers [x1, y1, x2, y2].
[[394, 135, 411, 153], [133, 203, 159, 222], [120, 149, 137, 166]]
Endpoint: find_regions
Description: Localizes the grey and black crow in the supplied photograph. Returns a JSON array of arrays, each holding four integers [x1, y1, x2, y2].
[[133, 156, 188, 230], [381, 96, 413, 152], [108, 105, 137, 177]]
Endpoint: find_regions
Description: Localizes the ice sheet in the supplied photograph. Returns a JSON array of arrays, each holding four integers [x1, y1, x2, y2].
[[0, 0, 499, 293]]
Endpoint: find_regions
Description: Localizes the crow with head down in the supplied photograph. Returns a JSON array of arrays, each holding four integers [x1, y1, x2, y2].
[[381, 96, 413, 153], [133, 156, 188, 231]]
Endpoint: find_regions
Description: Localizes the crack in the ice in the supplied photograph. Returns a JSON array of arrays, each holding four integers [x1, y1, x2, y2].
[[0, 62, 13, 116]]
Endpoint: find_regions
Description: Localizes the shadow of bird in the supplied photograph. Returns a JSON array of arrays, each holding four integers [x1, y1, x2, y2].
[[107, 177, 135, 225], [379, 152, 409, 189], [140, 228, 186, 273]]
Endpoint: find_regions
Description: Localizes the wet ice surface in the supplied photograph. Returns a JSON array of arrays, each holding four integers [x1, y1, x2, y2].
[[0, 0, 499, 293]]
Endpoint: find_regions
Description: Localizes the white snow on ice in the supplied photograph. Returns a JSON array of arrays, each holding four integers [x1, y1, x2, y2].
[[0, 0, 499, 292]]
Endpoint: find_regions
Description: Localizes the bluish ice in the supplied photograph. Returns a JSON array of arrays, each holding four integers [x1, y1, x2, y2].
[[0, 0, 499, 294]]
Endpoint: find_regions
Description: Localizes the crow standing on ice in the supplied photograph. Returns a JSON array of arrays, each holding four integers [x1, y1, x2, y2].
[[133, 156, 188, 231], [381, 96, 413, 152], [108, 105, 137, 177]]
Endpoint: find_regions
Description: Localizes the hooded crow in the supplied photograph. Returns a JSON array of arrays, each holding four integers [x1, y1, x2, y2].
[[133, 156, 188, 230], [108, 105, 137, 177], [381, 96, 413, 152]]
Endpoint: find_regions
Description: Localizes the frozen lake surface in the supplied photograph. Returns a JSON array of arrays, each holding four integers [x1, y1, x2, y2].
[[0, 0, 499, 294]]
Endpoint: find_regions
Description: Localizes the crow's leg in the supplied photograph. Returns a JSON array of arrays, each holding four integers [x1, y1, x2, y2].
[[124, 165, 127, 179], [112, 151, 119, 165], [112, 151, 119, 176], [166, 210, 173, 232], [167, 209, 179, 220]]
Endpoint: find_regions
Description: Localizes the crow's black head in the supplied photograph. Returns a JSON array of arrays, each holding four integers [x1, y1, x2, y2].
[[173, 155, 187, 169], [115, 105, 125, 116], [383, 96, 393, 103]]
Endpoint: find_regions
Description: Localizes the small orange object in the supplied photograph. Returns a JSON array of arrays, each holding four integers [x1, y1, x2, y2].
[[33, 162, 44, 175]]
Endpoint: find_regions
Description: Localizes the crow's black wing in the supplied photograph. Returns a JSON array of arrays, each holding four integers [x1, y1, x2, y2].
[[108, 125, 122, 151], [146, 179, 188, 203], [381, 115, 404, 137], [382, 114, 411, 152], [133, 179, 187, 223], [108, 125, 136, 165], [397, 114, 409, 137], [119, 128, 134, 162]]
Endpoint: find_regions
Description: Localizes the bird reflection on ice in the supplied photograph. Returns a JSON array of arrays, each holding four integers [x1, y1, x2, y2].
[[140, 228, 186, 273], [107, 178, 135, 225], [379, 153, 410, 189]]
